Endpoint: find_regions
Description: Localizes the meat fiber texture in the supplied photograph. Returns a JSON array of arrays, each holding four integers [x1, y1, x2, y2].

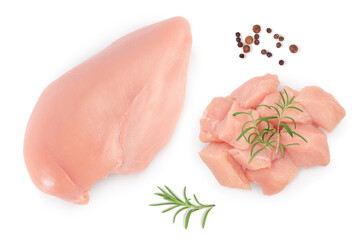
[[199, 74, 345, 195], [24, 17, 192, 204]]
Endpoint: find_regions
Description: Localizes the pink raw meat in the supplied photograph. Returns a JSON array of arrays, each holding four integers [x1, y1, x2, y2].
[[199, 74, 345, 195], [297, 86, 346, 132], [217, 101, 258, 150], [23, 17, 192, 204], [280, 124, 330, 168], [246, 153, 299, 195], [229, 74, 280, 108], [229, 147, 274, 170], [199, 143, 251, 189], [200, 97, 233, 143], [257, 86, 312, 125]]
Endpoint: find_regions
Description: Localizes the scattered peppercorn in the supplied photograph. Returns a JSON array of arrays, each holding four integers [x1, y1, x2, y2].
[[253, 25, 261, 33], [289, 44, 298, 53], [245, 36, 253, 44], [243, 45, 251, 53], [235, 26, 298, 65]]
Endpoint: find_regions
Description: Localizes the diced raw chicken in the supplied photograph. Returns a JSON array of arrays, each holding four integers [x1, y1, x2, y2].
[[280, 124, 330, 168], [245, 153, 299, 195], [23, 17, 192, 204], [199, 74, 345, 195], [257, 86, 312, 125], [297, 86, 346, 132], [217, 101, 258, 150], [229, 147, 274, 170], [199, 143, 251, 189], [200, 97, 233, 143], [229, 74, 280, 108]]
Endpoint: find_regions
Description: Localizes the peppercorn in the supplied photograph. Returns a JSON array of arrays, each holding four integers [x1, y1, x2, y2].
[[266, 28, 272, 33], [239, 53, 245, 58], [279, 60, 285, 65], [274, 34, 279, 39], [253, 25, 261, 33], [279, 36, 284, 41], [276, 42, 282, 48], [261, 49, 267, 55], [267, 52, 272, 57], [254, 40, 260, 45], [245, 36, 253, 44], [254, 34, 260, 40], [237, 42, 243, 48], [235, 32, 241, 37], [236, 37, 241, 42], [243, 45, 250, 53], [289, 44, 298, 53]]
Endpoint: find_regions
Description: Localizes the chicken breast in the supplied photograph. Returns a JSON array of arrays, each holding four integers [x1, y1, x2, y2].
[[217, 101, 258, 150], [257, 86, 312, 125], [199, 143, 251, 189], [199, 74, 345, 195], [229, 74, 280, 108], [280, 124, 330, 168], [246, 153, 299, 195], [229, 147, 274, 170], [199, 97, 233, 143], [297, 86, 346, 132], [23, 17, 192, 204]]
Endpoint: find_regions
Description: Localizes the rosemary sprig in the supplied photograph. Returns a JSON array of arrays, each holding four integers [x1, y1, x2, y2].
[[150, 186, 215, 229], [233, 89, 308, 163]]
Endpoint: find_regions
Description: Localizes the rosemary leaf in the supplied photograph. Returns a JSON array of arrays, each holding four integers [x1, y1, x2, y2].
[[202, 207, 214, 229]]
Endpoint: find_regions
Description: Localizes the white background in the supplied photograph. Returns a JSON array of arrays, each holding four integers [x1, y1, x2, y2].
[[0, 0, 355, 239]]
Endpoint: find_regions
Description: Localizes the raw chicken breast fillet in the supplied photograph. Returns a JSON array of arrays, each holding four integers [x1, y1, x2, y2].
[[24, 17, 192, 204]]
